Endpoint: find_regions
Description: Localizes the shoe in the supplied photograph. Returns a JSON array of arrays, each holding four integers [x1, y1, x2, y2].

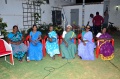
[[79, 56, 82, 59]]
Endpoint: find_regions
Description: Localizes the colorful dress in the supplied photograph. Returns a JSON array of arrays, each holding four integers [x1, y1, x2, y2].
[[78, 31, 95, 60], [7, 32, 27, 60], [28, 31, 43, 61], [60, 31, 77, 59], [46, 31, 60, 57], [97, 33, 114, 60]]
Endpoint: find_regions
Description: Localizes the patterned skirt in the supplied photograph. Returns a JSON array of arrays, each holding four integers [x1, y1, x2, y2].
[[11, 43, 27, 60]]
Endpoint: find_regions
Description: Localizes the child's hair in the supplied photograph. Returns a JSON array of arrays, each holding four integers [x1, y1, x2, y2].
[[96, 12, 99, 15], [86, 26, 90, 28], [101, 26, 107, 30], [49, 26, 53, 28], [13, 25, 18, 30], [90, 14, 94, 18], [33, 24, 37, 28]]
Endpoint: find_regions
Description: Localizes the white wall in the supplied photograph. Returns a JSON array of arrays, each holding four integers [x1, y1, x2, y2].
[[0, 0, 76, 32], [0, 0, 54, 31], [103, 0, 110, 12], [63, 4, 104, 27], [63, 5, 82, 26], [54, 0, 76, 7], [109, 0, 120, 28], [0, 0, 24, 31]]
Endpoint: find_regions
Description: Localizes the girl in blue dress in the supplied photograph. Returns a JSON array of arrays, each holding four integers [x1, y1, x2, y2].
[[7, 25, 27, 62], [27, 25, 43, 61], [46, 26, 60, 60]]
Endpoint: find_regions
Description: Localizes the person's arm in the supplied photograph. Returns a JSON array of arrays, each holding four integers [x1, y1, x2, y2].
[[8, 38, 18, 45], [97, 38, 112, 41], [87, 18, 90, 26], [16, 36, 24, 45], [47, 33, 53, 42], [80, 37, 86, 46], [7, 34, 18, 45], [81, 36, 84, 42], [38, 32, 42, 41], [63, 38, 68, 47], [18, 33, 24, 44], [29, 32, 33, 42], [29, 37, 33, 42], [48, 37, 56, 42], [35, 32, 42, 43], [29, 32, 37, 45], [34, 35, 42, 44], [96, 37, 104, 40], [48, 37, 52, 42], [92, 17, 95, 25], [70, 32, 76, 40], [38, 35, 42, 41]]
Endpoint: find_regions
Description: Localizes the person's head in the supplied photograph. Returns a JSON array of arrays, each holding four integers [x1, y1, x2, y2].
[[96, 12, 99, 15], [66, 25, 72, 32], [101, 27, 107, 34], [13, 25, 18, 33], [85, 26, 90, 32], [90, 14, 94, 18], [32, 25, 37, 31], [49, 26, 53, 32]]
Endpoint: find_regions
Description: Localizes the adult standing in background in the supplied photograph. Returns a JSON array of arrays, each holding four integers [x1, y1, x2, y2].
[[93, 12, 104, 36], [87, 14, 94, 32], [103, 11, 109, 28]]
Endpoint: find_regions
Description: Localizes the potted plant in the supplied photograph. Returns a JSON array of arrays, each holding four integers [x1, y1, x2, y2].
[[0, 18, 8, 39]]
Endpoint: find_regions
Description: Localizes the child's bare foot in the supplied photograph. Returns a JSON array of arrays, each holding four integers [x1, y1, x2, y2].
[[19, 60, 23, 63]]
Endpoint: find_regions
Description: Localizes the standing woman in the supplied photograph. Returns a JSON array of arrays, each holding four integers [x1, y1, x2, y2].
[[46, 26, 60, 60], [60, 25, 77, 59], [78, 26, 95, 60], [96, 27, 114, 60], [7, 25, 27, 62], [103, 11, 109, 28], [27, 25, 43, 61]]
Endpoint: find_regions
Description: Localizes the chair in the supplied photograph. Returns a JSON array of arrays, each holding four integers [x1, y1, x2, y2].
[[96, 39, 114, 58], [77, 34, 82, 44], [24, 35, 30, 47], [58, 35, 63, 56], [42, 35, 48, 57], [0, 39, 14, 65]]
